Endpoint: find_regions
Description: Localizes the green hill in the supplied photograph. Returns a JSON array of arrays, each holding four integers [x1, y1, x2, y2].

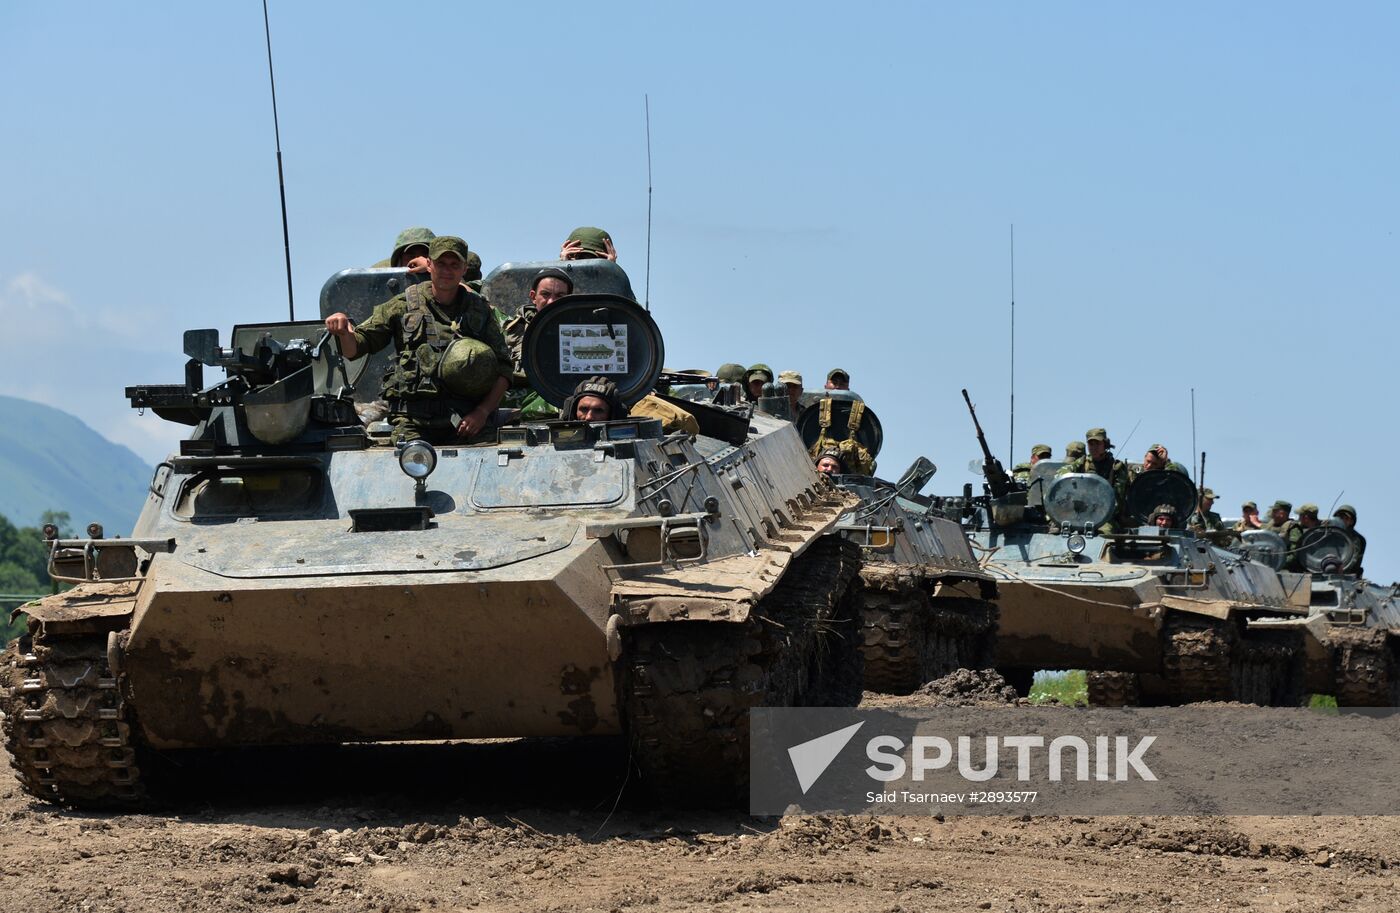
[[0, 395, 152, 536]]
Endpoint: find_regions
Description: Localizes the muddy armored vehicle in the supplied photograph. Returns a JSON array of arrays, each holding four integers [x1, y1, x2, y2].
[[2, 270, 863, 807], [783, 397, 998, 693], [1239, 524, 1399, 706], [932, 395, 1310, 705]]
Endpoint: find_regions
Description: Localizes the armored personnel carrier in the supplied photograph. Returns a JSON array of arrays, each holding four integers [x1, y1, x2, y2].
[[931, 394, 1310, 706], [1237, 524, 1399, 706], [2, 270, 863, 807], [785, 397, 998, 694]]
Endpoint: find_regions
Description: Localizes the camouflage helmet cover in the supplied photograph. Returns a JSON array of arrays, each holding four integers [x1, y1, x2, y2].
[[1334, 504, 1357, 521], [565, 226, 613, 256], [716, 363, 747, 383], [390, 226, 435, 266], [436, 337, 499, 398]]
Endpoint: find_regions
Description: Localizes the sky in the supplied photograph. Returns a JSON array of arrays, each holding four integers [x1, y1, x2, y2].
[[1, 2, 1396, 581]]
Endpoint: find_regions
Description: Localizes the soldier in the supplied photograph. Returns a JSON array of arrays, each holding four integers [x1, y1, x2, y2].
[[1260, 500, 1304, 570], [1297, 503, 1322, 531], [372, 227, 435, 271], [560, 226, 618, 261], [1235, 500, 1263, 532], [1189, 488, 1225, 532], [1057, 428, 1132, 529], [1333, 505, 1366, 575], [815, 449, 845, 477], [561, 376, 629, 422], [464, 251, 484, 293], [778, 370, 804, 415], [1142, 443, 1188, 475], [1149, 504, 1178, 529], [825, 368, 851, 391], [1065, 440, 1086, 462], [1012, 444, 1052, 484], [325, 236, 512, 444], [495, 268, 575, 421], [746, 364, 773, 402]]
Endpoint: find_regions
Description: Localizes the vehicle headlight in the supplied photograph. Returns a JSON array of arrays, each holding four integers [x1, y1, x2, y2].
[[398, 440, 437, 480], [1067, 533, 1087, 555]]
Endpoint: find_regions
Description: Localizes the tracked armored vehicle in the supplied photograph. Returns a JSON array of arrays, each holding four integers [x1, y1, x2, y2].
[[786, 397, 997, 694], [935, 395, 1310, 705], [1238, 524, 1399, 706], [2, 270, 863, 808]]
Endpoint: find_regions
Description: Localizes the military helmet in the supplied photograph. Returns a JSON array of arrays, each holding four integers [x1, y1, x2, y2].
[[1334, 504, 1358, 521], [1065, 440, 1086, 459], [1150, 503, 1177, 520], [747, 363, 773, 383], [436, 337, 499, 398], [560, 375, 629, 421], [565, 226, 613, 257], [390, 226, 435, 266], [716, 363, 747, 383]]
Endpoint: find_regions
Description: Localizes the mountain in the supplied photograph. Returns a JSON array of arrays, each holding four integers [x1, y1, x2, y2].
[[0, 396, 151, 536]]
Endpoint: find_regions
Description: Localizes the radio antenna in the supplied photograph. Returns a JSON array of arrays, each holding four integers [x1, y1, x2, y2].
[[262, 0, 294, 321], [1008, 224, 1016, 460], [644, 94, 653, 312], [1190, 387, 1198, 483]]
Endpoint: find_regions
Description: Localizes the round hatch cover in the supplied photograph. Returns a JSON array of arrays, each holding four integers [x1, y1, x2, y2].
[[795, 394, 884, 460], [520, 294, 665, 408], [1297, 525, 1361, 575], [1044, 473, 1116, 529], [1125, 470, 1197, 527], [1237, 530, 1288, 571]]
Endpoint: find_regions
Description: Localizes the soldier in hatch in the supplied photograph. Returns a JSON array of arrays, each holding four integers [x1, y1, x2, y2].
[[746, 364, 773, 402], [372, 227, 435, 271], [562, 376, 629, 422], [1057, 428, 1133, 530], [1333, 505, 1366, 575], [560, 226, 619, 261], [1260, 500, 1304, 571], [496, 268, 575, 421], [1149, 504, 1178, 529], [325, 236, 512, 445], [1141, 443, 1188, 475], [1012, 444, 1053, 485], [815, 449, 846, 477]]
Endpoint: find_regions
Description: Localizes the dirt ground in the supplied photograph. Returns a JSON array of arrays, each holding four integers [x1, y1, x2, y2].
[[2, 692, 1397, 913]]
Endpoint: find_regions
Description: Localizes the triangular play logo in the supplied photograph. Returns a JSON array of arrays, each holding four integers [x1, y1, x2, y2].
[[786, 721, 864, 794]]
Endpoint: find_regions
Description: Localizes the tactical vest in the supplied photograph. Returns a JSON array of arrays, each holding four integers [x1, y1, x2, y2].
[[809, 398, 876, 475], [385, 284, 492, 400]]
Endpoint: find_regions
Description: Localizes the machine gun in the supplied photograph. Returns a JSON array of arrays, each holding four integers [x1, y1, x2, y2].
[[961, 388, 1014, 499], [126, 323, 360, 450]]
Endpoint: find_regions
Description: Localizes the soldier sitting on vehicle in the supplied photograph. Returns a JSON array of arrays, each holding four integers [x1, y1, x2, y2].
[[1234, 500, 1262, 532], [1012, 443, 1053, 484], [1057, 428, 1133, 530], [1297, 503, 1322, 532], [1141, 443, 1188, 475], [561, 376, 629, 423], [372, 226, 435, 271], [1189, 488, 1225, 532], [325, 236, 512, 445], [1260, 500, 1305, 571], [1332, 505, 1366, 576]]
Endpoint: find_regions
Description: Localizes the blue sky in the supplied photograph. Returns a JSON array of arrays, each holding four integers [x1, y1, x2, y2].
[[1, 2, 1395, 580]]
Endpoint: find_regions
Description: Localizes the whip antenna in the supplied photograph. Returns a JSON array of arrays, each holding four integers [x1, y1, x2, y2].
[[644, 94, 653, 311], [1008, 224, 1015, 460], [1190, 387, 1198, 483], [262, 0, 294, 320]]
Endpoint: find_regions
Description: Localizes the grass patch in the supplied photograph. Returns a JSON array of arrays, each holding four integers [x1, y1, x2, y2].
[[1031, 670, 1087, 706]]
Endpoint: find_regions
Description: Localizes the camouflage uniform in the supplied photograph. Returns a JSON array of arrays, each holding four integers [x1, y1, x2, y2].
[[1334, 505, 1366, 576], [499, 304, 559, 420], [1259, 500, 1304, 571], [353, 270, 512, 444], [1187, 488, 1224, 532], [1056, 428, 1132, 529], [1233, 500, 1261, 534]]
